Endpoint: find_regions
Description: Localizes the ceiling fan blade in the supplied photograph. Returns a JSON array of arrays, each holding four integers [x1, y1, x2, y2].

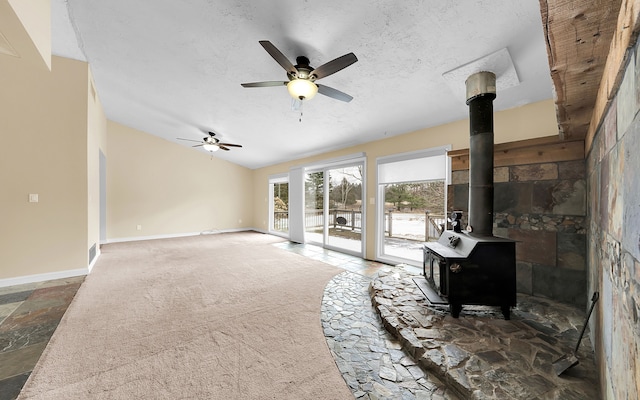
[[192, 144, 204, 148], [177, 137, 203, 143], [218, 143, 242, 148], [218, 145, 231, 151], [317, 84, 354, 102], [310, 53, 358, 80], [241, 81, 288, 88], [259, 40, 297, 76]]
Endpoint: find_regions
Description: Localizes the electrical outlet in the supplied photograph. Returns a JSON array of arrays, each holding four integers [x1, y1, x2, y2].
[[136, 225, 142, 231], [238, 219, 242, 224]]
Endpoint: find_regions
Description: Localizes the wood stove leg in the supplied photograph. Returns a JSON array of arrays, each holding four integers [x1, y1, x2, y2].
[[451, 303, 462, 318], [501, 304, 511, 320]]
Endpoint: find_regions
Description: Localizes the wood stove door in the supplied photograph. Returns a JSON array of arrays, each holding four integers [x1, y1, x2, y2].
[[423, 248, 448, 296], [439, 258, 448, 296]]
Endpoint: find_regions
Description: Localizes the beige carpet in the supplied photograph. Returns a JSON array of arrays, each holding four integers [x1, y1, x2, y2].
[[19, 232, 353, 399]]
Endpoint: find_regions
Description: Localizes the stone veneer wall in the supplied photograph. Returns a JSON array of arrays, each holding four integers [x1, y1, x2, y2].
[[586, 39, 640, 400], [447, 140, 587, 307]]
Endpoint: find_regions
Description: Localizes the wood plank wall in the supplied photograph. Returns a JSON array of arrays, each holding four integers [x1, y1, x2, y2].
[[447, 135, 584, 171]]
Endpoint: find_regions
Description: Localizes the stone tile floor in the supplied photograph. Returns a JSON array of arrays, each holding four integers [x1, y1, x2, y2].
[[323, 270, 460, 399], [0, 276, 84, 400], [1, 242, 599, 400]]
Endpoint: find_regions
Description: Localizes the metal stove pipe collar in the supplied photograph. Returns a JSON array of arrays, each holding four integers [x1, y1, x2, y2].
[[465, 71, 496, 104]]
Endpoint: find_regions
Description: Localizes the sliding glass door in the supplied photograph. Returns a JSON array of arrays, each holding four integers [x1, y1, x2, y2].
[[304, 171, 324, 244], [326, 165, 363, 253], [303, 161, 365, 256], [268, 174, 289, 236]]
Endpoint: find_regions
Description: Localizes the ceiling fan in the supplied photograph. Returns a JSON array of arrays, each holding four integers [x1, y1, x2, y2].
[[177, 132, 242, 152], [241, 40, 358, 102]]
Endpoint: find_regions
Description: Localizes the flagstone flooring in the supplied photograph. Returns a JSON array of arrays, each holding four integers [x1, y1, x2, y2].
[[0, 276, 84, 400], [1, 240, 600, 399]]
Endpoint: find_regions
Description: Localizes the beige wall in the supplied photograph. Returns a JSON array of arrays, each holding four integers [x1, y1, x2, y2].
[[252, 99, 559, 260], [0, 55, 92, 280], [106, 121, 254, 241]]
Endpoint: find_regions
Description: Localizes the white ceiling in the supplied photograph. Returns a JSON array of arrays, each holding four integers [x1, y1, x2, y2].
[[51, 0, 553, 169]]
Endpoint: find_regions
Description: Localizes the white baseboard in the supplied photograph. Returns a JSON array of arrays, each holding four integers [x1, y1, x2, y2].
[[0, 267, 89, 288], [0, 230, 285, 289], [246, 228, 292, 239], [0, 248, 102, 289], [265, 230, 290, 239], [105, 228, 256, 244]]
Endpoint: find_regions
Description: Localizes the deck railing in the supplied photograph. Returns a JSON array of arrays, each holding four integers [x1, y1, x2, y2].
[[425, 212, 446, 241], [273, 211, 289, 232], [384, 211, 445, 241], [273, 210, 446, 241]]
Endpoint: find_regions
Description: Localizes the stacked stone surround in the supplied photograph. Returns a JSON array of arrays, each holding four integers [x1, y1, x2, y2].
[[447, 147, 587, 307], [586, 39, 640, 400]]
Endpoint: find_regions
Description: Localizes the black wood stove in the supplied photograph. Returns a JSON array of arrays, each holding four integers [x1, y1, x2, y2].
[[419, 71, 517, 319], [422, 212, 516, 319]]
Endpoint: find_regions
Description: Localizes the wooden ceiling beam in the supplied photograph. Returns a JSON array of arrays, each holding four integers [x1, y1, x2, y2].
[[539, 0, 622, 140]]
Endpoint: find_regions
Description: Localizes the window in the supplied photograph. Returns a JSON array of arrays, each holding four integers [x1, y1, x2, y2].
[[376, 146, 450, 265]]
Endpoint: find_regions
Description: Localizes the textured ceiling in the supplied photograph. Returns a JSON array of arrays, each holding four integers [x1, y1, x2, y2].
[[51, 0, 554, 169]]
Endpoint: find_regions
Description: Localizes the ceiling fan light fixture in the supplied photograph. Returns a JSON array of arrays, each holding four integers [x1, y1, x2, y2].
[[203, 144, 219, 152], [287, 78, 318, 100]]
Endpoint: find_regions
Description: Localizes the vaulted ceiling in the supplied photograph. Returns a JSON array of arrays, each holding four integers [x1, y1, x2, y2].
[[50, 0, 620, 169]]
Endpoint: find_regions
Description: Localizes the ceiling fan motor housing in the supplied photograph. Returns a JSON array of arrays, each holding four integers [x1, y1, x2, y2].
[[289, 57, 315, 81], [204, 132, 219, 144]]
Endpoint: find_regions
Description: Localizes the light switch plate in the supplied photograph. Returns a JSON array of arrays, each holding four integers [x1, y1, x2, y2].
[[29, 194, 39, 203]]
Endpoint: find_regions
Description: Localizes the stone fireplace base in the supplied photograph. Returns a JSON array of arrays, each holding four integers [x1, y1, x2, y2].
[[370, 267, 598, 399]]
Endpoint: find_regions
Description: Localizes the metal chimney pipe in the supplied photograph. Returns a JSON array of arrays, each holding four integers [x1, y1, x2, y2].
[[465, 71, 496, 236]]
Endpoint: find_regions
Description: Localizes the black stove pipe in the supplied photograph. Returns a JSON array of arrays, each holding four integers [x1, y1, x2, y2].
[[465, 72, 496, 236]]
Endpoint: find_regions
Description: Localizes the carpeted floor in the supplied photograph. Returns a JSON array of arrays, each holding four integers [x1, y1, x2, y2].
[[18, 232, 354, 399]]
